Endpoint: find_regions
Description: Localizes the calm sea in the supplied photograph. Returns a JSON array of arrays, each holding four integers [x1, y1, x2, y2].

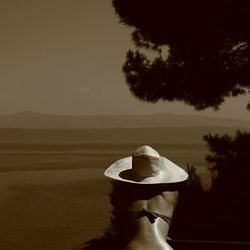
[[3, 126, 241, 249]]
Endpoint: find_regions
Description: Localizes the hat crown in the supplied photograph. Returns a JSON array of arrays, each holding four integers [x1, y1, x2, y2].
[[132, 146, 161, 180], [133, 145, 160, 158]]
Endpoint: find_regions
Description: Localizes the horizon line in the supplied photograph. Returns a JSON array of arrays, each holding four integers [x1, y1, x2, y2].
[[0, 110, 250, 122]]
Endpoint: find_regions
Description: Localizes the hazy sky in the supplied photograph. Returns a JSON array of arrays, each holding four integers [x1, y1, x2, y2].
[[1, 0, 249, 120]]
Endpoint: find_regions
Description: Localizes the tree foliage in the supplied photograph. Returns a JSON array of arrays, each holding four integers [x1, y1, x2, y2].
[[112, 0, 250, 110], [204, 131, 250, 191], [203, 131, 250, 240]]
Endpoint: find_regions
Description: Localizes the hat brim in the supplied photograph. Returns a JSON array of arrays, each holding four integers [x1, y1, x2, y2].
[[104, 156, 188, 184]]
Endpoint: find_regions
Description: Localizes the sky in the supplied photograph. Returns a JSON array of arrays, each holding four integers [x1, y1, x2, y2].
[[0, 0, 250, 120]]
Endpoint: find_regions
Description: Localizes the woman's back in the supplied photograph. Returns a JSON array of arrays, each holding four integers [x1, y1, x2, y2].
[[111, 182, 178, 250]]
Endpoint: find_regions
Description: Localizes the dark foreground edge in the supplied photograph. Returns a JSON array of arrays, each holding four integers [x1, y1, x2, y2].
[[169, 239, 250, 250]]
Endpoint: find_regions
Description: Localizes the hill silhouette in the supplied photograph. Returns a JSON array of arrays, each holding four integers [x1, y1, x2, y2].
[[0, 111, 249, 129]]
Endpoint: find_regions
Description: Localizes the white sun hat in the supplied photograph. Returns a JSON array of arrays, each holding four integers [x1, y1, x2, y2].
[[104, 145, 188, 184]]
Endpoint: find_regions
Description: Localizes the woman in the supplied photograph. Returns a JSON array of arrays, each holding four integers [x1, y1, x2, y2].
[[105, 145, 188, 250]]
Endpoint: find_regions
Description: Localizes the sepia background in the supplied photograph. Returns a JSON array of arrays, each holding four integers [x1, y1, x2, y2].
[[0, 1, 249, 250]]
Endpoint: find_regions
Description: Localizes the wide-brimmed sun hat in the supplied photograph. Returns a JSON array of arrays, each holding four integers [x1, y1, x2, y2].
[[104, 145, 188, 184]]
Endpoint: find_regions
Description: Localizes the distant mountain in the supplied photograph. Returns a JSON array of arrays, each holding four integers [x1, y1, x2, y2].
[[0, 111, 249, 129]]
